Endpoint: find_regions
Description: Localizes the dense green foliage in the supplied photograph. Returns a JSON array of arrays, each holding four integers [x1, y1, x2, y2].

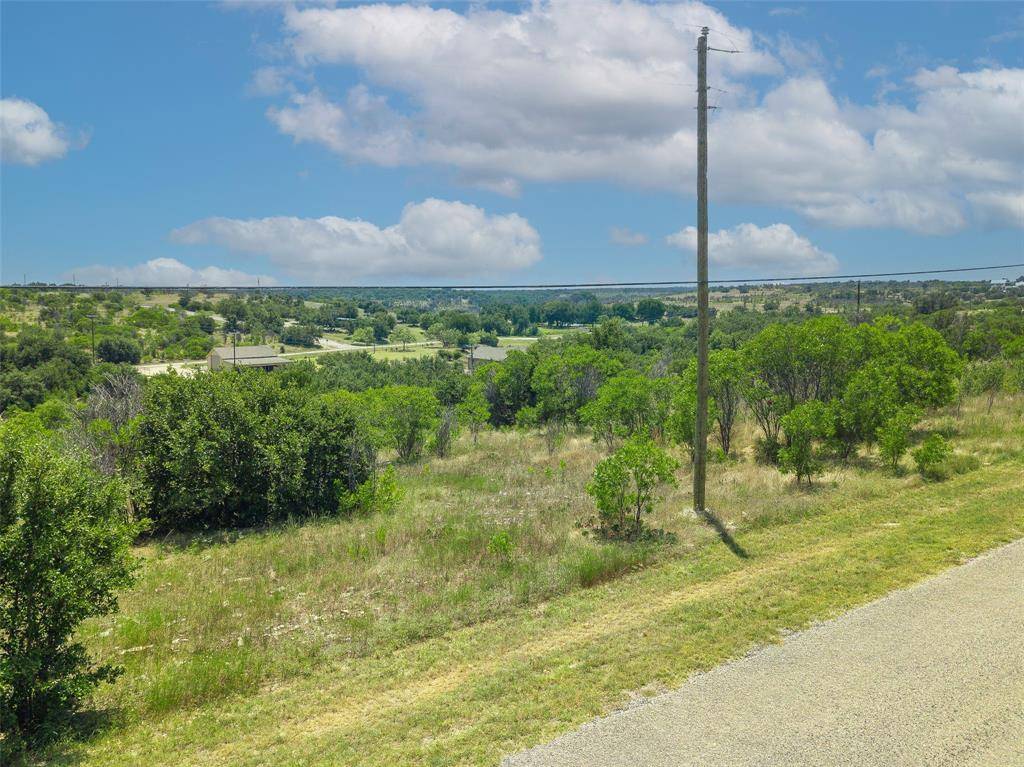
[[0, 417, 142, 751], [363, 386, 440, 462], [134, 373, 377, 530], [778, 401, 833, 485], [876, 406, 920, 472], [585, 437, 678, 539], [912, 434, 953, 480], [97, 337, 141, 364]]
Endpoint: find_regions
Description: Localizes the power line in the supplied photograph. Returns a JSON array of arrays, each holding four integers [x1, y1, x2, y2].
[[7, 262, 1021, 292]]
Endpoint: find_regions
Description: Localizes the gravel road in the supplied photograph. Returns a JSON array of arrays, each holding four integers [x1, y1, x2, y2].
[[505, 539, 1024, 767]]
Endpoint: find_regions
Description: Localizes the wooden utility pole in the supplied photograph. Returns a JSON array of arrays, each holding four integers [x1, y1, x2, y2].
[[693, 26, 710, 514]]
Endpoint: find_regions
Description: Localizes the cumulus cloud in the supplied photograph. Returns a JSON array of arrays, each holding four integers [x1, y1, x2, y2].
[[170, 198, 541, 282], [259, 1, 1023, 235], [0, 97, 76, 166], [69, 258, 276, 287], [610, 227, 648, 246], [667, 222, 838, 276]]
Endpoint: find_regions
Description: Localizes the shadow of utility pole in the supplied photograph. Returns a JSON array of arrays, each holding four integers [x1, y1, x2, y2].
[[697, 509, 750, 559]]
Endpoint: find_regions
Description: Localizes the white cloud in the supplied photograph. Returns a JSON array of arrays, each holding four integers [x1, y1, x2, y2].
[[249, 66, 294, 97], [967, 191, 1024, 228], [667, 222, 838, 276], [0, 97, 75, 166], [170, 198, 542, 282], [69, 258, 276, 287], [610, 227, 648, 246], [259, 1, 1024, 236]]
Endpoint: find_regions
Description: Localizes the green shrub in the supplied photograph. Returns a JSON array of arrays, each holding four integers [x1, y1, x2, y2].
[[486, 530, 515, 562], [362, 385, 439, 462], [338, 466, 403, 517], [779, 401, 833, 485], [0, 419, 143, 751], [753, 436, 781, 465], [912, 434, 954, 480], [96, 337, 141, 365], [585, 437, 678, 539], [429, 406, 458, 458], [456, 382, 490, 444], [876, 406, 920, 472], [133, 372, 376, 530]]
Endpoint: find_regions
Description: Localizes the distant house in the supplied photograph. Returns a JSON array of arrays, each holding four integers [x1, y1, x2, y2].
[[467, 344, 508, 373], [208, 344, 290, 372]]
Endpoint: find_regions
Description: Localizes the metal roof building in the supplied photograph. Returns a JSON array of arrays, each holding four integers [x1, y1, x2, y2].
[[468, 344, 509, 372], [207, 344, 290, 371]]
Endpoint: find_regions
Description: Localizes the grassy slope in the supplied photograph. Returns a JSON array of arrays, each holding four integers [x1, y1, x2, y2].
[[44, 398, 1024, 766]]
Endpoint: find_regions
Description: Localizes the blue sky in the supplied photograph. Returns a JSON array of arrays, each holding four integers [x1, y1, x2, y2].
[[1, 1, 1022, 286]]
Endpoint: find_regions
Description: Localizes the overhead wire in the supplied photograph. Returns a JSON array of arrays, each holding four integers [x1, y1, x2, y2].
[[9, 263, 1024, 292]]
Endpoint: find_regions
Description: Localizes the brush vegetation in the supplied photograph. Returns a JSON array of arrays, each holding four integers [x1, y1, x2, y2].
[[23, 394, 1023, 766]]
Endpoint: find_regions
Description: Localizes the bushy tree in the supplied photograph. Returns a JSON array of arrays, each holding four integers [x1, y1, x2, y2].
[[363, 385, 439, 462], [476, 349, 535, 426], [831, 360, 901, 458], [635, 298, 666, 325], [351, 327, 376, 346], [457, 382, 490, 444], [707, 349, 745, 455], [969, 360, 1006, 413], [876, 406, 919, 472], [911, 433, 953, 480], [886, 321, 961, 409], [96, 337, 141, 365], [585, 437, 678, 539], [389, 326, 417, 351], [666, 370, 718, 460], [280, 324, 320, 348], [744, 316, 860, 413], [580, 371, 673, 449], [531, 345, 621, 425], [779, 400, 833, 485], [133, 372, 375, 530], [0, 418, 143, 749]]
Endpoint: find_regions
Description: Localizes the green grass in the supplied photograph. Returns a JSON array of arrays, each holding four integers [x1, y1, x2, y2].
[[368, 345, 439, 361], [37, 396, 1024, 766]]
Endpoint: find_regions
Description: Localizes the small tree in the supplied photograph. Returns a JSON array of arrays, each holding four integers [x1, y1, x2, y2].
[[456, 382, 490, 445], [971, 360, 1006, 413], [666, 371, 717, 460], [911, 433, 952, 480], [832, 361, 901, 459], [585, 437, 678, 539], [635, 298, 666, 325], [707, 349, 745, 455], [389, 326, 417, 351], [351, 326, 376, 347], [581, 372, 672, 450], [779, 400, 832, 486], [363, 385, 439, 462], [430, 406, 458, 457], [0, 418, 143, 749], [876, 406, 919, 472]]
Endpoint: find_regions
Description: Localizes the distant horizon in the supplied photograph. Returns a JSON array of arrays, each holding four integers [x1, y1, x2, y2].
[[4, 262, 1024, 292]]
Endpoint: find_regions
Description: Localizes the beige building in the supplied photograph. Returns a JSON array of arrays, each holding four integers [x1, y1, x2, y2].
[[207, 344, 290, 371]]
